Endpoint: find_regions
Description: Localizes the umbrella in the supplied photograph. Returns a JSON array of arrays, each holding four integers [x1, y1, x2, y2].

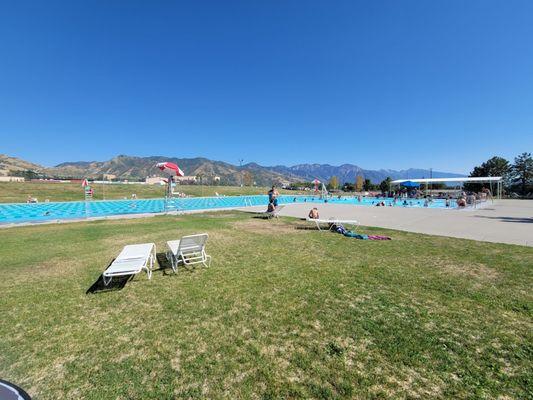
[[81, 179, 89, 187], [401, 180, 420, 188], [157, 162, 185, 201], [156, 162, 184, 177]]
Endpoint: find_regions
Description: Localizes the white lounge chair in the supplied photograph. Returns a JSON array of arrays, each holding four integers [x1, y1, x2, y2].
[[166, 233, 212, 273], [103, 243, 156, 285], [306, 217, 360, 231]]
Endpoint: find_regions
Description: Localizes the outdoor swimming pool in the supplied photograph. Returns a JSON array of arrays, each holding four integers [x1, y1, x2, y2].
[[0, 195, 456, 224]]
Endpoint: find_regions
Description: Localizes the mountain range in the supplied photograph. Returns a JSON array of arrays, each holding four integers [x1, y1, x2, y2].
[[0, 154, 465, 185]]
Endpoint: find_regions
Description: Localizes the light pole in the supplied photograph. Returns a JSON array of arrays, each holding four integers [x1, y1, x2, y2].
[[429, 168, 433, 194], [199, 174, 203, 197], [239, 159, 244, 187]]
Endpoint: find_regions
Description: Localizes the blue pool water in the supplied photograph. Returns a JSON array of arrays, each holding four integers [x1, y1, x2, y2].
[[0, 195, 455, 224]]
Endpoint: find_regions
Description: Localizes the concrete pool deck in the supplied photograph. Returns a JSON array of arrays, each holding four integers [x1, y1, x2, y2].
[[241, 200, 533, 247]]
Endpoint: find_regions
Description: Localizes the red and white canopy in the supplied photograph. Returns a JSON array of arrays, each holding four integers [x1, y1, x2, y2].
[[156, 162, 184, 177], [313, 178, 321, 192]]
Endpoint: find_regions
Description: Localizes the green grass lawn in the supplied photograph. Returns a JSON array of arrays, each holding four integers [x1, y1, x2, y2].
[[0, 212, 531, 399], [0, 182, 301, 203]]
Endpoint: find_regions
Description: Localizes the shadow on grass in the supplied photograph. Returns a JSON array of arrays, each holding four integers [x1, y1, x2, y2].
[[86, 273, 132, 294], [156, 252, 179, 276], [251, 215, 272, 220], [87, 254, 173, 294], [295, 225, 320, 230], [156, 252, 206, 275]]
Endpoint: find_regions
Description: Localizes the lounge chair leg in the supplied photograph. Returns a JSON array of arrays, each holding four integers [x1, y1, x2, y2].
[[167, 251, 178, 273], [146, 265, 152, 280]]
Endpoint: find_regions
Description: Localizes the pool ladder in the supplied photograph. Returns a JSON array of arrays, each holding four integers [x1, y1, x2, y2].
[[243, 197, 253, 207], [165, 199, 184, 214]]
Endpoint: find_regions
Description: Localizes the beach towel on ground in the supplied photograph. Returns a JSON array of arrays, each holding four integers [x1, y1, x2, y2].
[[332, 224, 391, 240], [367, 235, 391, 240]]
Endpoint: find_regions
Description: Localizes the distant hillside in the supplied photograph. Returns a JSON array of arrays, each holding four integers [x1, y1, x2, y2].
[[1, 154, 465, 185], [0, 154, 44, 176], [46, 155, 291, 186]]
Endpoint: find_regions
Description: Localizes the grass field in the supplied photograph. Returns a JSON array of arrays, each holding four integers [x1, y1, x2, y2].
[[0, 212, 531, 399], [0, 182, 301, 203]]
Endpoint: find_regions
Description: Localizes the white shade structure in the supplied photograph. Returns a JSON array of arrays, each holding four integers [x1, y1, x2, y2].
[[391, 176, 503, 198], [391, 177, 502, 184]]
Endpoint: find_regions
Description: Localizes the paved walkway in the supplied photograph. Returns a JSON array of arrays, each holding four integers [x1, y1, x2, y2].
[[241, 200, 533, 247]]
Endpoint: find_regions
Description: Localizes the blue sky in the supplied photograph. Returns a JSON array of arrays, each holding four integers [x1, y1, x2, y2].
[[1, 1, 532, 174]]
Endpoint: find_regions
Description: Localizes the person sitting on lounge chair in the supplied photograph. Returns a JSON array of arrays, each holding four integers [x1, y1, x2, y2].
[[262, 203, 284, 219], [308, 207, 319, 219]]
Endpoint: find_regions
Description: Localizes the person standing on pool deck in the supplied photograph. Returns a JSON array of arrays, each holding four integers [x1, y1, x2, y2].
[[268, 186, 279, 206]]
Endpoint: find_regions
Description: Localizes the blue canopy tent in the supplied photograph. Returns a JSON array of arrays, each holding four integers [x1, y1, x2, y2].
[[400, 180, 420, 188]]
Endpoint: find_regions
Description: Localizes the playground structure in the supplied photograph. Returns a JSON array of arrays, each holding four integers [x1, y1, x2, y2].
[[313, 178, 329, 198]]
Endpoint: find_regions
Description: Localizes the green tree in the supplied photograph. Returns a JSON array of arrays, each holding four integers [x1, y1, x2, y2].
[[355, 175, 364, 191], [363, 178, 372, 191], [8, 169, 42, 180], [511, 152, 533, 195], [464, 156, 511, 192], [289, 182, 313, 190], [379, 177, 392, 194], [328, 176, 339, 191], [343, 182, 355, 192], [195, 173, 205, 185]]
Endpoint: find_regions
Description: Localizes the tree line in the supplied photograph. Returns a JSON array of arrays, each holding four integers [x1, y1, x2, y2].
[[463, 152, 532, 196]]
